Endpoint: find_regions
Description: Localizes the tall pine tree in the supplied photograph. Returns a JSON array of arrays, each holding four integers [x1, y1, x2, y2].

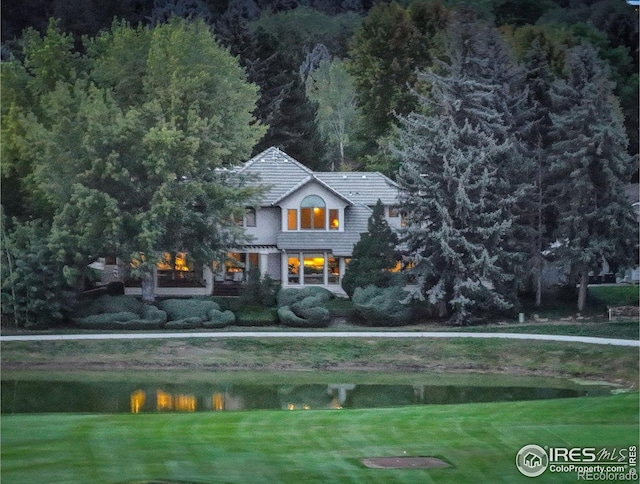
[[547, 43, 638, 312], [396, 9, 527, 324], [517, 37, 556, 307], [341, 199, 399, 298]]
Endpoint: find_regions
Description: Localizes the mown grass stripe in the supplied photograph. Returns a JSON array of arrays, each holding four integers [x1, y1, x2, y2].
[[2, 394, 636, 484]]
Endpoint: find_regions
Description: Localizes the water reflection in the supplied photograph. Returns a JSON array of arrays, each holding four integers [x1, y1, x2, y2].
[[1, 379, 612, 415]]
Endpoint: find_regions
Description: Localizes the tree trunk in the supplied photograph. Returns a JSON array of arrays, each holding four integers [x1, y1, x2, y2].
[[533, 254, 543, 307], [577, 264, 589, 313], [534, 146, 544, 308], [141, 269, 156, 303], [3, 243, 19, 327]]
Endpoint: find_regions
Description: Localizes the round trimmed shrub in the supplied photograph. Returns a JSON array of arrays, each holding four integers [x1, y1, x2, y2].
[[164, 316, 204, 329], [73, 295, 144, 318], [292, 305, 331, 327], [74, 311, 140, 327], [276, 287, 334, 307], [203, 309, 236, 328], [158, 299, 221, 321], [352, 285, 411, 326], [142, 304, 168, 325], [277, 306, 307, 326]]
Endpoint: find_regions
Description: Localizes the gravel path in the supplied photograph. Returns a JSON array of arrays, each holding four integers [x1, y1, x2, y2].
[[1, 331, 637, 346]]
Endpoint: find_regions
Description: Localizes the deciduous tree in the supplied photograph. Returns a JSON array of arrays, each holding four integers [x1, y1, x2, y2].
[[5, 18, 265, 302], [305, 57, 361, 171]]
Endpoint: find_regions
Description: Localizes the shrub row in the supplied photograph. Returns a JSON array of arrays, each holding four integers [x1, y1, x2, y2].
[[71, 295, 235, 330], [71, 285, 414, 330]]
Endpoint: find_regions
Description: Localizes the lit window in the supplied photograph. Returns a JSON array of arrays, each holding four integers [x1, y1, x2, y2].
[[288, 209, 297, 230], [389, 206, 400, 217], [328, 255, 339, 284], [300, 195, 326, 230], [288, 255, 300, 284], [329, 209, 339, 230], [303, 253, 324, 285]]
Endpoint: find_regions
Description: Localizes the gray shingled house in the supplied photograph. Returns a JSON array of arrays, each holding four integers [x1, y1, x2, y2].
[[100, 147, 401, 297], [222, 147, 402, 296]]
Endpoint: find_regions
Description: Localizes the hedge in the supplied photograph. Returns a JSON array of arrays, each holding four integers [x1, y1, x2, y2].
[[276, 289, 332, 328], [276, 287, 334, 307], [72, 295, 144, 318], [351, 285, 412, 326], [159, 298, 236, 328], [71, 295, 167, 329]]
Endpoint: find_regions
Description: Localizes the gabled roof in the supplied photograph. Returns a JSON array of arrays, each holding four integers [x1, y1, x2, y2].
[[315, 172, 399, 206], [271, 175, 354, 206], [238, 147, 399, 207], [238, 147, 312, 205]]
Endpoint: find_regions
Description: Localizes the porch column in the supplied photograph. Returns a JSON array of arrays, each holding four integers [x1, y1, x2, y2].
[[259, 252, 269, 277], [323, 251, 329, 285], [281, 251, 288, 288], [339, 258, 346, 285]]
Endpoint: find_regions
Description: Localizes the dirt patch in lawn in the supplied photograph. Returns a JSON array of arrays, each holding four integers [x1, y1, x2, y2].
[[361, 456, 450, 469]]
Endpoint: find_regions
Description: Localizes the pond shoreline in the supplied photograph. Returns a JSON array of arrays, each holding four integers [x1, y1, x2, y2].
[[2, 336, 637, 389]]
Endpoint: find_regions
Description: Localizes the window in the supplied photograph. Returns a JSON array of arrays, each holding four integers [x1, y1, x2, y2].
[[288, 209, 298, 230], [156, 252, 202, 286], [286, 252, 341, 286], [389, 206, 400, 217], [329, 209, 339, 230], [328, 256, 339, 284], [300, 195, 325, 230], [244, 208, 256, 227], [288, 255, 300, 284], [303, 253, 324, 285]]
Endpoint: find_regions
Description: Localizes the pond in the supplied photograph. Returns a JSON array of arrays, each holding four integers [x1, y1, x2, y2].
[[0, 375, 616, 414]]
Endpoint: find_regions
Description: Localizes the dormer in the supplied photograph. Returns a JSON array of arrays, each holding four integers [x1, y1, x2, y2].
[[275, 178, 351, 233]]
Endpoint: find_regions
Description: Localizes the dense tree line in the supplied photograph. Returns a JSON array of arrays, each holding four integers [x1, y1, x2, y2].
[[395, 8, 637, 321], [1, 0, 637, 326], [3, 0, 638, 168]]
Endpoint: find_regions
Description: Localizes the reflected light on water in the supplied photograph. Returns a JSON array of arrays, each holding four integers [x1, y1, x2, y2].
[[212, 393, 224, 411], [0, 381, 602, 415], [130, 390, 146, 413], [155, 390, 196, 412]]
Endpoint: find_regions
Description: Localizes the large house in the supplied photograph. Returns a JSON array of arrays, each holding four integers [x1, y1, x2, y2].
[[99, 147, 401, 297]]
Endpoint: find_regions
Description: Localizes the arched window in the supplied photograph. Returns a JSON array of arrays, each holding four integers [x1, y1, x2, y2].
[[300, 195, 326, 230]]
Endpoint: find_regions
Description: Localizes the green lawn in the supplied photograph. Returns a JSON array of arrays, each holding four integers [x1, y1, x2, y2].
[[2, 393, 637, 484], [589, 284, 639, 307]]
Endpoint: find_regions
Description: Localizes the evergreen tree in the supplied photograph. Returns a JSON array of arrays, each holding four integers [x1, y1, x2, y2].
[[341, 200, 399, 298], [396, 10, 526, 324], [518, 37, 557, 307], [547, 44, 638, 312], [1, 214, 73, 328]]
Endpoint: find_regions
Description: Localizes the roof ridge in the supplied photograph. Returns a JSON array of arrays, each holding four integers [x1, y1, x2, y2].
[[239, 146, 314, 174], [316, 171, 399, 185]]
